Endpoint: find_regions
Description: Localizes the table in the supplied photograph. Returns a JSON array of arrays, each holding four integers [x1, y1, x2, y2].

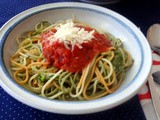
[[0, 0, 160, 119]]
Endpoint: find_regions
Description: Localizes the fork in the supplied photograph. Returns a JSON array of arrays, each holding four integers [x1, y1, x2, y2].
[[148, 72, 160, 119]]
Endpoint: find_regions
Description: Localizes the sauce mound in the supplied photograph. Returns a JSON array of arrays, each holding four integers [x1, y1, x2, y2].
[[41, 20, 111, 72]]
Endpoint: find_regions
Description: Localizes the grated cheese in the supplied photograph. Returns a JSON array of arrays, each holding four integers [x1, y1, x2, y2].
[[47, 20, 95, 50]]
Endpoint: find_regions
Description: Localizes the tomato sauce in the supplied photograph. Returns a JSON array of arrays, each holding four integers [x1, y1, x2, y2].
[[41, 27, 111, 73]]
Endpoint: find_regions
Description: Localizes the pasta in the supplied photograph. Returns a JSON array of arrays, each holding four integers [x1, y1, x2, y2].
[[10, 19, 133, 101]]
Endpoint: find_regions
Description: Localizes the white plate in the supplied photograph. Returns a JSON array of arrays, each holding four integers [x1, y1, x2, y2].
[[0, 2, 152, 114], [79, 0, 121, 4]]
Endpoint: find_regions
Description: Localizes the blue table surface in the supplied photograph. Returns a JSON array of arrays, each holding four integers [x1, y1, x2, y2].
[[0, 0, 160, 120]]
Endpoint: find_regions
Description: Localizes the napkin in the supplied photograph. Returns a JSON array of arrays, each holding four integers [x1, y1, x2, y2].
[[138, 51, 160, 120]]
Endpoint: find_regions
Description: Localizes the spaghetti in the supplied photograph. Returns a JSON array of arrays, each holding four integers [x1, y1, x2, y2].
[[10, 19, 133, 101]]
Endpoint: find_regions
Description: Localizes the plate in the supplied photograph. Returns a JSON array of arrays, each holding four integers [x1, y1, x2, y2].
[[0, 2, 152, 114]]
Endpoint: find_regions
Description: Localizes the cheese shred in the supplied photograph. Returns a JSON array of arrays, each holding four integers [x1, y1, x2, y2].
[[47, 20, 95, 50]]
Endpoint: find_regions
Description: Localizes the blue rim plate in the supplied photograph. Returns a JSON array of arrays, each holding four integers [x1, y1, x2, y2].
[[79, 0, 121, 4], [0, 2, 152, 114]]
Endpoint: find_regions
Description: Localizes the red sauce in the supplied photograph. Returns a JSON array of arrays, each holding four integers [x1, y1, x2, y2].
[[41, 27, 111, 73]]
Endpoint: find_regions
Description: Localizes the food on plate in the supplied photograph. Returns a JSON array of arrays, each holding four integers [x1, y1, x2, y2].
[[10, 19, 133, 100]]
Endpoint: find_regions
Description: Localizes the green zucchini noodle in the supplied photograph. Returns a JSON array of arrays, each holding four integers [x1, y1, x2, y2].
[[10, 20, 134, 101]]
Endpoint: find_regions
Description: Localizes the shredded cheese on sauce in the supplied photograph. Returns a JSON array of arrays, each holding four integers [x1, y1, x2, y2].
[[47, 20, 95, 50]]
